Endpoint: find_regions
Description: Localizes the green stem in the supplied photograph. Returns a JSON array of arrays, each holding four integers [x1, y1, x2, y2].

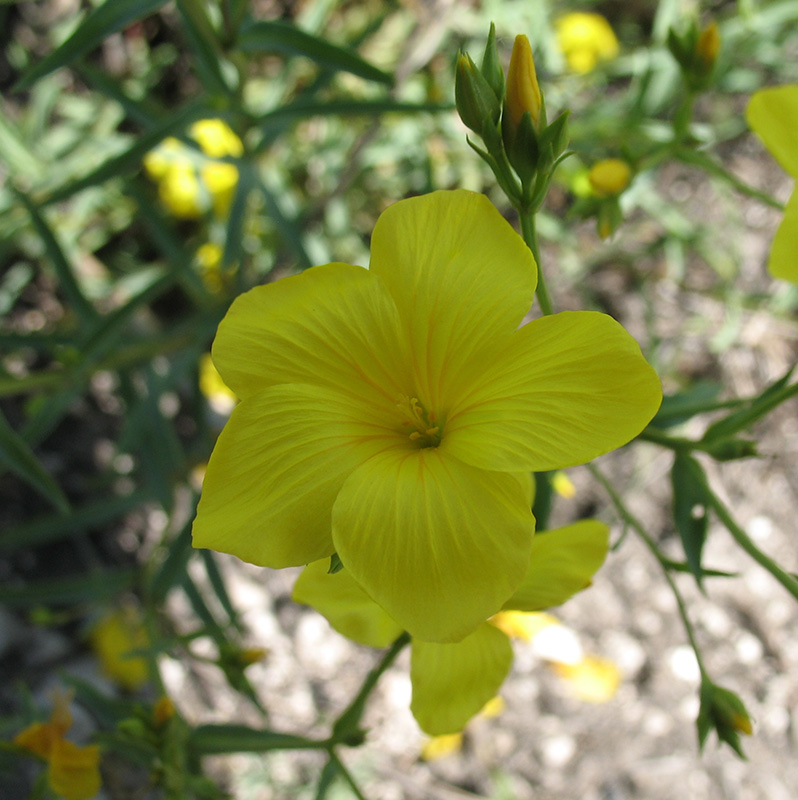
[[328, 750, 369, 800], [672, 91, 696, 145], [699, 481, 798, 604], [331, 633, 410, 745], [589, 463, 709, 677], [519, 209, 553, 316], [675, 147, 785, 210]]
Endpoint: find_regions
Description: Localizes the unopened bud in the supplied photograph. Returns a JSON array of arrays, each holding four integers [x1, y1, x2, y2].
[[455, 52, 502, 135], [589, 159, 632, 197], [695, 21, 720, 73], [505, 35, 542, 131]]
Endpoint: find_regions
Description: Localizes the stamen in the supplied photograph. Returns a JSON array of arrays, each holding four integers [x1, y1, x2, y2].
[[396, 395, 443, 447]]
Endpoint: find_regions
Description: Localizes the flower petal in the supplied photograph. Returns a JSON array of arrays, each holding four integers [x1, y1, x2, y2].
[[746, 86, 798, 178], [768, 188, 798, 283], [193, 384, 398, 568], [410, 623, 513, 735], [504, 520, 610, 611], [292, 560, 404, 648], [332, 448, 535, 643], [212, 263, 409, 409], [444, 311, 662, 471], [369, 190, 537, 410], [48, 739, 101, 800]]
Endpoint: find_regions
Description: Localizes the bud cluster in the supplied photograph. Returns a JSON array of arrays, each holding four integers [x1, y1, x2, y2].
[[697, 678, 753, 758], [667, 20, 721, 92], [455, 26, 570, 211]]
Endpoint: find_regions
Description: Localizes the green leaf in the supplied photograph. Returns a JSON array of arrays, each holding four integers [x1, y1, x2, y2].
[[650, 381, 725, 428], [671, 453, 710, 589], [0, 569, 136, 606], [147, 517, 195, 603], [200, 549, 243, 633], [1, 491, 150, 551], [189, 724, 325, 755], [45, 103, 206, 205], [256, 173, 313, 271], [238, 20, 393, 85], [13, 187, 98, 324], [702, 367, 797, 443], [0, 409, 69, 514], [15, 0, 169, 91], [222, 161, 253, 270], [175, 0, 235, 97]]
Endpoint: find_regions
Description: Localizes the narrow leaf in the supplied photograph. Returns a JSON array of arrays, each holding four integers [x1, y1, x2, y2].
[[45, 103, 205, 205], [1, 491, 149, 551], [0, 569, 136, 606], [189, 724, 325, 754], [0, 409, 69, 514], [16, 0, 169, 90], [703, 367, 797, 443], [671, 453, 710, 588], [239, 20, 393, 85], [13, 187, 98, 324]]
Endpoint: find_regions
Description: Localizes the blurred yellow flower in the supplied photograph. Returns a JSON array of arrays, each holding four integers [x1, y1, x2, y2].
[[90, 606, 150, 691], [152, 696, 176, 728], [551, 470, 577, 498], [589, 159, 632, 197], [199, 352, 237, 414], [14, 690, 101, 800], [556, 12, 619, 74], [421, 732, 463, 760], [552, 654, 621, 703], [144, 119, 243, 219]]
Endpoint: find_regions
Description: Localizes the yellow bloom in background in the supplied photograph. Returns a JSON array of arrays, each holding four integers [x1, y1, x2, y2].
[[505, 34, 542, 129], [199, 352, 238, 415], [90, 606, 150, 691], [14, 690, 101, 800], [746, 85, 798, 283], [193, 190, 661, 644], [588, 158, 632, 198], [552, 655, 621, 703], [556, 12, 619, 74], [294, 519, 611, 734], [143, 119, 243, 219], [421, 732, 463, 760]]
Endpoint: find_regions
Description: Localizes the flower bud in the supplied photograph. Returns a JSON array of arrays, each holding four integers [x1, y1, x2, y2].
[[589, 159, 632, 198], [695, 21, 720, 73], [455, 51, 502, 135], [505, 35, 542, 131]]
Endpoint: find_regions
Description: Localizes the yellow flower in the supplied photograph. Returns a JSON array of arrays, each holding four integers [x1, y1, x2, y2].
[[746, 85, 798, 283], [505, 34, 542, 130], [144, 119, 242, 219], [193, 190, 661, 643], [199, 352, 237, 414], [189, 118, 244, 159], [555, 13, 619, 74], [152, 696, 176, 728], [588, 159, 632, 197], [294, 519, 612, 734], [90, 606, 150, 690], [14, 690, 101, 800]]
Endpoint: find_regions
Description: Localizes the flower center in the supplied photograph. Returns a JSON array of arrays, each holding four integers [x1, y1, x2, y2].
[[397, 395, 442, 448]]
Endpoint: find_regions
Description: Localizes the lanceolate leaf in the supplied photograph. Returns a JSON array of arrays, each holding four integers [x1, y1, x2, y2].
[[15, 0, 169, 91], [671, 453, 711, 589], [238, 20, 393, 85], [0, 409, 70, 514]]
